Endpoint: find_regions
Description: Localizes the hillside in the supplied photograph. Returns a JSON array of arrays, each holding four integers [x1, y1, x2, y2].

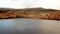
[[0, 7, 59, 20]]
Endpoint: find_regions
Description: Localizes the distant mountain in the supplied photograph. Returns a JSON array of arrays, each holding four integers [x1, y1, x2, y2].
[[16, 7, 58, 12], [0, 8, 13, 10], [0, 7, 58, 11], [0, 7, 58, 13]]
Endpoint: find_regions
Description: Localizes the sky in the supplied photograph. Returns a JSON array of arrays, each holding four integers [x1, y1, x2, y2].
[[0, 0, 60, 10]]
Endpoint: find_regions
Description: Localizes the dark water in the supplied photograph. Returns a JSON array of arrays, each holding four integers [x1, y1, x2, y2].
[[0, 18, 60, 34]]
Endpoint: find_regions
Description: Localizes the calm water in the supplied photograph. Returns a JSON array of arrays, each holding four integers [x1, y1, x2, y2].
[[0, 18, 60, 34]]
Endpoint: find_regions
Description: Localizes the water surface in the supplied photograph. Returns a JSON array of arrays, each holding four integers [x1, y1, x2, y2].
[[0, 18, 60, 34]]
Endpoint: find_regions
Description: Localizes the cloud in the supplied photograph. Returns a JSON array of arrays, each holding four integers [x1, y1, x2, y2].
[[0, 0, 60, 10]]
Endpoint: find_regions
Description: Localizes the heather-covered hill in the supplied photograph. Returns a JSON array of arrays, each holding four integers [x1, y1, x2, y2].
[[0, 7, 59, 19]]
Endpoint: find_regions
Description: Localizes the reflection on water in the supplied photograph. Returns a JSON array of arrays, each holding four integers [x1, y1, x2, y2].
[[0, 18, 41, 33], [0, 18, 60, 34], [0, 19, 17, 33]]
